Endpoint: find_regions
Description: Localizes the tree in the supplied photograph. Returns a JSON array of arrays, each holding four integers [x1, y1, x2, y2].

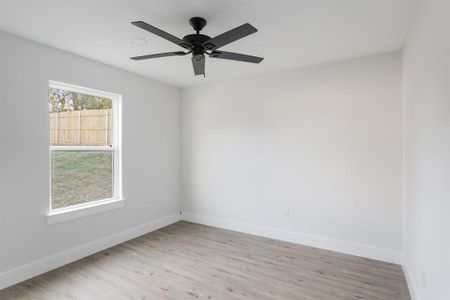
[[49, 88, 112, 112]]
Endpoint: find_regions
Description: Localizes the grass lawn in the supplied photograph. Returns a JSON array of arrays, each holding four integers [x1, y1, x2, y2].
[[51, 151, 113, 209]]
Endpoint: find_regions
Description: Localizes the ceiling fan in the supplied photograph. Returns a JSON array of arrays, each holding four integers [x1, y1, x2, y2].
[[130, 17, 264, 77]]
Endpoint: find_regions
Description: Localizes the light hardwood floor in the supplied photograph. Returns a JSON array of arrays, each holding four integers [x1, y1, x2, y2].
[[0, 221, 410, 300]]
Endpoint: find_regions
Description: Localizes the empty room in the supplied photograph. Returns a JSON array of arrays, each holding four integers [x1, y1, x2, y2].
[[0, 0, 448, 299]]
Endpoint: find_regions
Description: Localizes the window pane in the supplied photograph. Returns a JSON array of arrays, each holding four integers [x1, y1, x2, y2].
[[51, 150, 113, 209], [49, 88, 113, 146]]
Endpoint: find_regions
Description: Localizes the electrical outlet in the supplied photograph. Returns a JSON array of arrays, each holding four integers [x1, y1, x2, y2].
[[283, 209, 291, 219]]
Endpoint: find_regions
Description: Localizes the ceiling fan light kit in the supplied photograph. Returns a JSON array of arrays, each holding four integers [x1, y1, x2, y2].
[[130, 17, 264, 77]]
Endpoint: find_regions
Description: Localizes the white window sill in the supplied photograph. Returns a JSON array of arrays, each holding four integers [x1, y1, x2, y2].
[[47, 198, 125, 225]]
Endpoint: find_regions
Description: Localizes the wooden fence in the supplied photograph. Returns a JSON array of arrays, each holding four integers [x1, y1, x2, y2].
[[49, 109, 112, 146]]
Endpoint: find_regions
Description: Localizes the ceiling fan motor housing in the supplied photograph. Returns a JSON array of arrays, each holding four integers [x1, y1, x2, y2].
[[183, 33, 210, 60], [182, 34, 211, 47]]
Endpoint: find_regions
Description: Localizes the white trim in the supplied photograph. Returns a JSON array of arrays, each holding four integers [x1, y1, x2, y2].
[[50, 145, 113, 151], [182, 212, 402, 264], [112, 95, 122, 199], [49, 80, 120, 100], [402, 263, 419, 300], [47, 198, 125, 224], [0, 214, 181, 289]]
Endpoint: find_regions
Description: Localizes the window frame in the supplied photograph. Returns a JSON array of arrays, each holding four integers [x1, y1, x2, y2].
[[47, 80, 123, 224]]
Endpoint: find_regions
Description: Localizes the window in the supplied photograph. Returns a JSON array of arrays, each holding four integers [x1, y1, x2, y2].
[[48, 81, 122, 216]]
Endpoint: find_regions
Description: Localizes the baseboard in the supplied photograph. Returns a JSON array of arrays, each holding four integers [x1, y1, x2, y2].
[[182, 212, 401, 264], [402, 263, 419, 300], [0, 212, 402, 290], [0, 213, 181, 289]]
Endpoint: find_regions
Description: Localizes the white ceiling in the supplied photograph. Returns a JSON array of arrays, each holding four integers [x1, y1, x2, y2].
[[0, 0, 415, 87]]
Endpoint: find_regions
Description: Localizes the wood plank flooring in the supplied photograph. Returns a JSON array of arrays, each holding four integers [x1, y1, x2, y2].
[[0, 221, 410, 300]]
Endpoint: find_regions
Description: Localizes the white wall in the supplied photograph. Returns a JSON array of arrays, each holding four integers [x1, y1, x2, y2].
[[402, 0, 450, 299], [0, 32, 181, 286], [181, 52, 403, 263]]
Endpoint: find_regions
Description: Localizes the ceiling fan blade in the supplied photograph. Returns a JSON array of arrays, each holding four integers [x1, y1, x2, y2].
[[202, 23, 257, 51], [191, 56, 205, 76], [131, 21, 191, 49], [130, 51, 187, 61], [209, 51, 263, 64]]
